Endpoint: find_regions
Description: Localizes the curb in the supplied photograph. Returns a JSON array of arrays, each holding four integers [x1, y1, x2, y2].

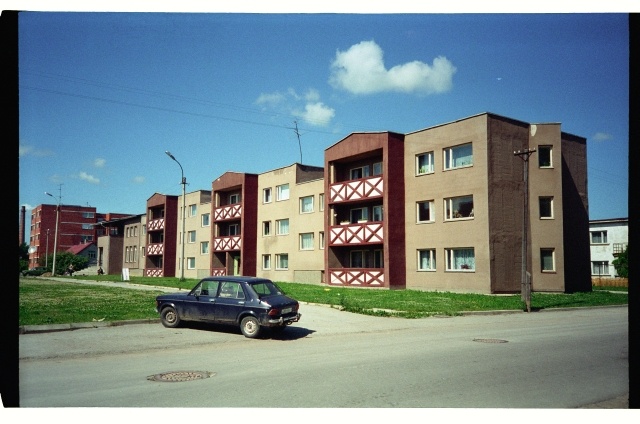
[[20, 318, 160, 334]]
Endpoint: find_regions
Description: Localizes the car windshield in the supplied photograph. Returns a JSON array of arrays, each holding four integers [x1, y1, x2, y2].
[[249, 281, 284, 298]]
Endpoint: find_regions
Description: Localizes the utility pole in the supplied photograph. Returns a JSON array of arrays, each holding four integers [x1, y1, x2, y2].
[[293, 120, 302, 163], [514, 147, 536, 312], [45, 184, 63, 276]]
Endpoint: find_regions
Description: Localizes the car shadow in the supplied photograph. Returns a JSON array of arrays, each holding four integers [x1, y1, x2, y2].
[[180, 321, 315, 340]]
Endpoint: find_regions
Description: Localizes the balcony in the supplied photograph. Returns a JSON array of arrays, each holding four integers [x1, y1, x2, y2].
[[146, 243, 164, 256], [329, 222, 383, 246], [214, 204, 242, 221], [213, 235, 241, 251], [144, 267, 164, 277], [147, 217, 165, 231], [211, 268, 226, 276], [329, 176, 383, 204], [329, 268, 384, 287]]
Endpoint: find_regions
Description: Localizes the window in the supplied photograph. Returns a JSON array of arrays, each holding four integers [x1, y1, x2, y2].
[[263, 188, 272, 203], [418, 249, 436, 271], [82, 212, 95, 218], [613, 243, 627, 255], [417, 200, 434, 223], [373, 162, 383, 175], [187, 231, 196, 243], [200, 241, 209, 255], [538, 145, 552, 168], [319, 193, 325, 211], [373, 250, 384, 268], [590, 231, 607, 244], [446, 248, 475, 271], [350, 251, 365, 268], [444, 143, 473, 169], [276, 184, 290, 201], [300, 195, 314, 213], [350, 207, 368, 223], [276, 219, 289, 235], [228, 224, 239, 236], [300, 233, 314, 250], [592, 261, 609, 275], [350, 166, 370, 180], [201, 213, 210, 227], [189, 204, 197, 217], [229, 193, 240, 204], [262, 254, 271, 270], [539, 197, 553, 219], [319, 231, 325, 249], [187, 257, 196, 270], [444, 195, 474, 220], [82, 224, 93, 230], [263, 221, 271, 236], [372, 205, 383, 222], [541, 248, 555, 272], [416, 152, 434, 175], [276, 254, 288, 270]]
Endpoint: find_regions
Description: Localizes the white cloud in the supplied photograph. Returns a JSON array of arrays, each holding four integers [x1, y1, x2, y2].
[[132, 176, 145, 184], [255, 92, 286, 108], [592, 132, 613, 142], [294, 102, 336, 127], [19, 143, 54, 158], [94, 158, 106, 168], [78, 171, 100, 184], [329, 40, 456, 95]]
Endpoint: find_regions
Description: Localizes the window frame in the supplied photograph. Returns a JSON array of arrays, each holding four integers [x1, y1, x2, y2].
[[229, 193, 240, 204], [350, 250, 366, 268], [200, 241, 209, 255], [350, 165, 370, 180], [300, 195, 314, 214], [189, 204, 197, 217], [444, 195, 474, 220], [373, 162, 383, 176], [187, 230, 196, 243], [417, 200, 435, 223], [372, 205, 383, 222], [263, 187, 272, 204], [262, 254, 271, 270], [445, 248, 475, 271], [443, 143, 473, 170], [187, 257, 196, 270], [590, 231, 608, 244], [539, 196, 554, 219], [350, 207, 369, 223], [275, 253, 289, 270], [262, 220, 271, 237], [418, 249, 436, 271], [276, 218, 290, 235], [538, 145, 553, 168], [591, 261, 609, 276], [276, 184, 290, 201], [201, 213, 210, 227], [299, 232, 314, 250], [540, 248, 555, 272], [416, 152, 435, 175], [228, 223, 239, 236]]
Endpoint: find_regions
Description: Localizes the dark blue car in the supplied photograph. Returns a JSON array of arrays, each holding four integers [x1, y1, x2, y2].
[[155, 276, 301, 338]]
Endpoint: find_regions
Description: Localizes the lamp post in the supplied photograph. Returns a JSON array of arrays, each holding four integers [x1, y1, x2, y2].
[[165, 151, 186, 281], [45, 229, 50, 268], [45, 192, 60, 276]]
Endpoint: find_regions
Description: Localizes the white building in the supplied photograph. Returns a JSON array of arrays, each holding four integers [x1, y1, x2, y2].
[[589, 218, 628, 278]]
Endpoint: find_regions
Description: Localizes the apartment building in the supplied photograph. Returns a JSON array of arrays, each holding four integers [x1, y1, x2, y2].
[[589, 218, 628, 278], [145, 193, 179, 277], [95, 213, 146, 276], [257, 163, 325, 284], [173, 190, 212, 279], [324, 113, 590, 293], [27, 203, 131, 269]]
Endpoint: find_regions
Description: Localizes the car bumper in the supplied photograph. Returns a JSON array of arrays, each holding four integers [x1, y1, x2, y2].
[[264, 313, 301, 327]]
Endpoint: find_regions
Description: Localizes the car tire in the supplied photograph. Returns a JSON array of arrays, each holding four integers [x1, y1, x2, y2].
[[160, 306, 181, 328], [240, 316, 261, 338]]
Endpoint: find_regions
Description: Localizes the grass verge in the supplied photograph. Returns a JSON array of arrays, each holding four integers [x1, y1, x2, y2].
[[20, 275, 628, 325]]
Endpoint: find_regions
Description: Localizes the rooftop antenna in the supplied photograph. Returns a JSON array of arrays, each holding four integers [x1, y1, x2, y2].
[[293, 120, 302, 163]]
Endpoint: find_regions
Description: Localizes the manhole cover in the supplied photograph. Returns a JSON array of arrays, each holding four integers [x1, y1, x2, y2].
[[147, 371, 215, 382], [473, 338, 508, 343]]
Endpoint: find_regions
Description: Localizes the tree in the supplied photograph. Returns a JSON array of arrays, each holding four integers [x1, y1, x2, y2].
[[19, 242, 30, 273], [612, 246, 628, 278], [44, 252, 89, 275]]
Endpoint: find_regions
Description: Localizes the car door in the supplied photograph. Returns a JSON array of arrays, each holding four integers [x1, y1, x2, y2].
[[212, 281, 247, 323], [181, 280, 220, 322]]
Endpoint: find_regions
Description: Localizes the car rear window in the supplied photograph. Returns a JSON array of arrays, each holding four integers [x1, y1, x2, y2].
[[250, 281, 284, 298]]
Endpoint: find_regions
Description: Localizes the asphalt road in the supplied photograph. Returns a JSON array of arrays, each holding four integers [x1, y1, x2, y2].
[[17, 298, 629, 409]]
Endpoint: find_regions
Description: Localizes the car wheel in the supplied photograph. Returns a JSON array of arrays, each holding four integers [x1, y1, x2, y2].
[[160, 306, 181, 328], [240, 316, 261, 338]]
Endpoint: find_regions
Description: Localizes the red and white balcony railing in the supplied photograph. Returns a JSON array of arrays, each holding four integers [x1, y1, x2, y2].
[[214, 204, 242, 221], [329, 222, 383, 246], [144, 268, 164, 277], [147, 218, 165, 231], [213, 235, 241, 251], [146, 243, 164, 256], [329, 176, 383, 204], [328, 268, 384, 287], [211, 268, 226, 276]]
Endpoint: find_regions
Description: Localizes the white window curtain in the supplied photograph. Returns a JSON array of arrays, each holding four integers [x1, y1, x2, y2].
[[453, 248, 475, 270]]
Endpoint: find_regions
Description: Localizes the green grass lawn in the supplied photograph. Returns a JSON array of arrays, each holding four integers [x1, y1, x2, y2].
[[19, 275, 628, 325]]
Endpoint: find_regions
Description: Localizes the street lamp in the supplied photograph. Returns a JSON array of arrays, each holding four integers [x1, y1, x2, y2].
[[165, 151, 186, 281], [45, 229, 50, 268], [45, 192, 60, 276]]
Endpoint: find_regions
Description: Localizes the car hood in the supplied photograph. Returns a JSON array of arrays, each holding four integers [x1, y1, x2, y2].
[[156, 292, 191, 301]]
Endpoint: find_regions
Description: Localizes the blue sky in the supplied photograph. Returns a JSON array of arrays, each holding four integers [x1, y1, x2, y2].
[[17, 9, 629, 243]]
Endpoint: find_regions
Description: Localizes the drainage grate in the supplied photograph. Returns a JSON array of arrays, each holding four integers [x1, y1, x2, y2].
[[473, 338, 508, 343], [147, 371, 215, 382]]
